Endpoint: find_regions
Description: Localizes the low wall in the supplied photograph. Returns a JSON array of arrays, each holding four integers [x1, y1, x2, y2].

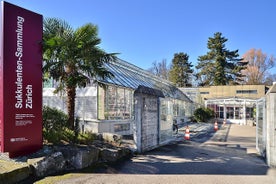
[[80, 120, 134, 136]]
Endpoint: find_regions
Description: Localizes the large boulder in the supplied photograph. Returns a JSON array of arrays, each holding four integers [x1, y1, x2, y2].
[[100, 147, 132, 162], [56, 145, 100, 169], [27, 151, 66, 177]]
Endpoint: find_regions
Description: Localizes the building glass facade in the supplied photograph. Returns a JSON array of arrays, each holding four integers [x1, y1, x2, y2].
[[206, 98, 256, 124]]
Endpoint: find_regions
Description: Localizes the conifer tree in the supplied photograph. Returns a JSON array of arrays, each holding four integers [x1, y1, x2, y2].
[[196, 32, 246, 86], [169, 52, 193, 87]]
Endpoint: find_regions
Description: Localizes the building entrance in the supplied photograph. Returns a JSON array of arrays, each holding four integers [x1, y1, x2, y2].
[[206, 98, 256, 124]]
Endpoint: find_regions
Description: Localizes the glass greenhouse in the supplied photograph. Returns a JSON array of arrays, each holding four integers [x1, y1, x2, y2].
[[43, 58, 194, 138]]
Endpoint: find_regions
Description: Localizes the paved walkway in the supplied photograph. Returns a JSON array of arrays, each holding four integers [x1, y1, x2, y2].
[[2, 123, 276, 184], [227, 124, 257, 154], [204, 123, 258, 154], [40, 123, 276, 184]]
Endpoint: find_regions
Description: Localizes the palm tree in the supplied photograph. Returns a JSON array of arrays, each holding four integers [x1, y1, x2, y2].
[[43, 18, 116, 130]]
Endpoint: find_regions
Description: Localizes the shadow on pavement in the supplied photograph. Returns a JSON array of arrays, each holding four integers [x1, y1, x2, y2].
[[92, 142, 269, 175], [89, 123, 269, 176]]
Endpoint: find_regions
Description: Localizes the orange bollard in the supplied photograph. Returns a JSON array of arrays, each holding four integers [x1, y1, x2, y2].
[[214, 121, 218, 131], [184, 126, 190, 140]]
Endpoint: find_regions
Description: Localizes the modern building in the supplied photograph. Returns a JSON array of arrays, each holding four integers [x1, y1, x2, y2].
[[181, 85, 269, 125], [185, 84, 275, 167]]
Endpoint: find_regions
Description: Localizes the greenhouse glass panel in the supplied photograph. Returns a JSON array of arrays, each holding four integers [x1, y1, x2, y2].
[[179, 101, 185, 117], [117, 88, 125, 118], [173, 100, 179, 116], [106, 85, 117, 119], [160, 99, 174, 143], [98, 86, 105, 120], [125, 89, 134, 119], [103, 85, 134, 120]]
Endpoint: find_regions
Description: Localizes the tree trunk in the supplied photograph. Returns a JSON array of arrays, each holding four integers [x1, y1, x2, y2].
[[66, 86, 76, 130]]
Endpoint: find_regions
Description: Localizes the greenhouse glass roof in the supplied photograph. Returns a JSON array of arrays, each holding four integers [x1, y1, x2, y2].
[[97, 58, 192, 102]]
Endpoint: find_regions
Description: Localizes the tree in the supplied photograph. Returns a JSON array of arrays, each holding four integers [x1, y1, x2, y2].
[[264, 73, 276, 85], [43, 18, 116, 129], [241, 48, 275, 84], [147, 59, 170, 80], [196, 32, 246, 86], [169, 52, 193, 87]]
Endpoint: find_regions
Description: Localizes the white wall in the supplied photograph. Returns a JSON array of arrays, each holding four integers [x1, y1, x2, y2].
[[266, 89, 276, 167]]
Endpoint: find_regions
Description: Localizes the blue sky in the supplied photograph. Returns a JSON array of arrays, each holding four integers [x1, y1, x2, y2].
[[5, 0, 276, 73]]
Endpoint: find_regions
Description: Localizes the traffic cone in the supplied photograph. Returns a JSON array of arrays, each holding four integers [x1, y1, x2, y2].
[[184, 126, 190, 140], [214, 121, 218, 131]]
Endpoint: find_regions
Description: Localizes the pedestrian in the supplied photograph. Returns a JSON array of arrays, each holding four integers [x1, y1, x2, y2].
[[173, 119, 178, 134]]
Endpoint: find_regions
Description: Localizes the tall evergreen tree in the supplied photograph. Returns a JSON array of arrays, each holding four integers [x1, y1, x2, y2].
[[169, 52, 193, 87], [196, 32, 245, 86]]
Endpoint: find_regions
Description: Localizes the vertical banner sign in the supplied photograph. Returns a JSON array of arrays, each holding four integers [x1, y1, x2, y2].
[[0, 2, 42, 157]]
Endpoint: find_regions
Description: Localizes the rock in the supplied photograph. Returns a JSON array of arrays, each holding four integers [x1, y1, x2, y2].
[[56, 145, 100, 169], [71, 148, 99, 169], [1, 137, 134, 183], [27, 151, 66, 177], [100, 147, 131, 162], [0, 161, 30, 184], [102, 133, 122, 145], [100, 148, 120, 162]]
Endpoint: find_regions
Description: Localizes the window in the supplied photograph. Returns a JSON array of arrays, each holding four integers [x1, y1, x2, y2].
[[236, 90, 257, 94], [173, 99, 185, 117], [98, 85, 134, 120], [226, 107, 234, 119], [200, 91, 209, 94]]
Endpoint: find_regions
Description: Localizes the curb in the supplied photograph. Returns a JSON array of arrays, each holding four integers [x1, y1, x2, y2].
[[0, 160, 31, 184]]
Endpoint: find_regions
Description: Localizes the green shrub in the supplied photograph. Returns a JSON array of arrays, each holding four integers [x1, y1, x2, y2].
[[43, 106, 96, 144], [77, 132, 97, 145], [43, 106, 68, 132], [193, 107, 214, 122], [43, 106, 69, 144]]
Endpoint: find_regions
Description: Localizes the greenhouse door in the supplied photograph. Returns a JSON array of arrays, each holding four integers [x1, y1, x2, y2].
[[133, 86, 164, 153]]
